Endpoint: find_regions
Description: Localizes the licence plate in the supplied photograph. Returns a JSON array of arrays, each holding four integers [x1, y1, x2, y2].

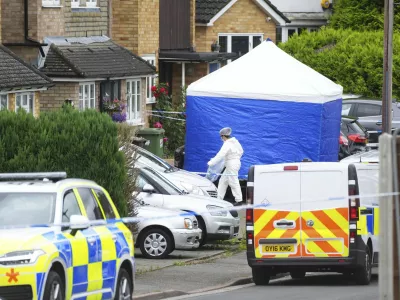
[[264, 244, 294, 253]]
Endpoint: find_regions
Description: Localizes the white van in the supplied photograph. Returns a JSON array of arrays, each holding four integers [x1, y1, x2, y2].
[[246, 161, 379, 285]]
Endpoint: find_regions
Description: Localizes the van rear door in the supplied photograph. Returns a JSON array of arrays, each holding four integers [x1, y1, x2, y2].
[[253, 164, 301, 259], [300, 163, 350, 258]]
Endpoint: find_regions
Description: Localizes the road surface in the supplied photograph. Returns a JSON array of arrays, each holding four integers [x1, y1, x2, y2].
[[184, 274, 378, 300]]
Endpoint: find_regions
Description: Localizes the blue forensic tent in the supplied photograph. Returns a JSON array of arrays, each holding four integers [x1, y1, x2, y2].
[[185, 40, 343, 179]]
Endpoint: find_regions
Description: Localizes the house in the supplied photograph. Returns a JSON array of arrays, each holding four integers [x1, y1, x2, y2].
[[113, 0, 290, 103], [1, 0, 156, 125], [0, 44, 53, 117], [38, 36, 155, 125], [268, 0, 333, 43]]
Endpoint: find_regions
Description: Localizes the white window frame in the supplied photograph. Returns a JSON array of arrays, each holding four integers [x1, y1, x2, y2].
[[79, 82, 96, 111], [71, 0, 79, 8], [42, 0, 61, 7], [218, 33, 264, 63], [0, 94, 8, 110], [15, 92, 34, 114], [142, 55, 157, 104], [71, 0, 97, 8], [86, 0, 97, 8], [126, 79, 142, 124]]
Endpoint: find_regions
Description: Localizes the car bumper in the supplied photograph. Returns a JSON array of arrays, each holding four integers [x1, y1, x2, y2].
[[205, 215, 240, 241], [0, 265, 43, 300], [171, 228, 202, 250]]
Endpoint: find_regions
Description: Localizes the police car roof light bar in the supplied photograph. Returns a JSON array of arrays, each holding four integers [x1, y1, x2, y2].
[[0, 172, 67, 182]]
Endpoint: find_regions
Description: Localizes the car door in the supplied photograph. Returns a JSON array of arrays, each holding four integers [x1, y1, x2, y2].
[[354, 103, 382, 132], [75, 187, 108, 297], [136, 174, 164, 207]]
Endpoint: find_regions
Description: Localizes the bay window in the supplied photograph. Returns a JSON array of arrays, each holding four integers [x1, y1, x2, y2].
[[0, 94, 7, 110], [126, 80, 142, 124], [143, 55, 156, 104], [79, 82, 96, 111], [15, 92, 34, 114]]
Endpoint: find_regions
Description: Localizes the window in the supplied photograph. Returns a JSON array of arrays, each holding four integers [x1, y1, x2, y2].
[[77, 188, 104, 221], [137, 175, 151, 190], [101, 80, 120, 102], [86, 0, 97, 7], [0, 94, 8, 110], [288, 29, 296, 38], [42, 0, 60, 6], [355, 104, 382, 117], [16, 92, 34, 114], [209, 62, 220, 73], [71, 0, 97, 8], [276, 28, 282, 44], [62, 190, 82, 223], [93, 189, 116, 219], [71, 0, 79, 7], [79, 82, 96, 111], [342, 103, 352, 116], [143, 56, 156, 104], [218, 34, 263, 62], [126, 79, 141, 123]]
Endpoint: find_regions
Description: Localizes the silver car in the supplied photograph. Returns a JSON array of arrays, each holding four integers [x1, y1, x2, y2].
[[136, 167, 240, 246], [133, 145, 218, 198], [135, 205, 202, 259]]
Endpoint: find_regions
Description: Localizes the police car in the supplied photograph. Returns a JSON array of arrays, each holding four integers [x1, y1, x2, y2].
[[0, 172, 135, 300]]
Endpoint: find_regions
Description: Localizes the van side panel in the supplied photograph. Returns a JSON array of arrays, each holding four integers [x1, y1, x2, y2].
[[300, 168, 349, 257], [253, 166, 301, 259]]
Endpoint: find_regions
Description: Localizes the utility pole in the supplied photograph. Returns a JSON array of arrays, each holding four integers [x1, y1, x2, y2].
[[380, 0, 395, 298]]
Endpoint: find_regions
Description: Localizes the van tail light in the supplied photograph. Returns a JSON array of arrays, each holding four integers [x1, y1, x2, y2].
[[247, 185, 254, 205], [349, 186, 360, 221], [348, 134, 367, 144], [339, 135, 349, 146], [246, 209, 253, 223]]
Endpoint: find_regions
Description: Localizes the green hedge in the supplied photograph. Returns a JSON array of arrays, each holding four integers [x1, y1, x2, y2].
[[279, 27, 400, 99], [0, 108, 128, 216]]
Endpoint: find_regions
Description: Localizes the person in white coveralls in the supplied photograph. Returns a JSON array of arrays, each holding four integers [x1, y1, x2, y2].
[[208, 127, 244, 205]]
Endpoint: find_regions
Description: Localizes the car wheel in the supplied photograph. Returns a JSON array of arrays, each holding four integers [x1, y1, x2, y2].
[[252, 267, 271, 285], [354, 245, 372, 285], [197, 217, 207, 247], [290, 270, 306, 279], [115, 268, 133, 300], [140, 228, 173, 259], [43, 271, 65, 300]]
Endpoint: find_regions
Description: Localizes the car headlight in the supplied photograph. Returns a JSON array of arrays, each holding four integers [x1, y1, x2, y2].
[[180, 182, 205, 196], [0, 250, 45, 265], [207, 205, 228, 216], [184, 218, 193, 229]]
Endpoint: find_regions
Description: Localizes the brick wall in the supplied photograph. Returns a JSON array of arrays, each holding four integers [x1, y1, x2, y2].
[[195, 0, 276, 52], [112, 0, 139, 54], [64, 0, 109, 37], [0, 0, 2, 42], [138, 0, 159, 57], [190, 0, 195, 47], [37, 6, 65, 41], [1, 0, 25, 43], [40, 82, 79, 111]]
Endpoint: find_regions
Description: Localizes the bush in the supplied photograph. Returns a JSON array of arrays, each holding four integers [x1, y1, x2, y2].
[[279, 27, 400, 99], [0, 108, 129, 217]]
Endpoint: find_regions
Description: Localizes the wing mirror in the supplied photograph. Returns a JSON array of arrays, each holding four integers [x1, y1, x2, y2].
[[69, 215, 90, 236], [143, 184, 155, 194]]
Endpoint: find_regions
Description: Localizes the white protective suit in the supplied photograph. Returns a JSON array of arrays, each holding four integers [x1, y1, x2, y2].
[[208, 137, 244, 202]]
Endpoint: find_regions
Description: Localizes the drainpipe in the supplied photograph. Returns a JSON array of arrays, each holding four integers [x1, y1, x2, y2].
[[3, 0, 47, 57]]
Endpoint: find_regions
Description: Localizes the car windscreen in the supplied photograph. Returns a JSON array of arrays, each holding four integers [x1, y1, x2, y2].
[[142, 169, 183, 195], [341, 120, 366, 135], [136, 148, 174, 173], [0, 193, 56, 226]]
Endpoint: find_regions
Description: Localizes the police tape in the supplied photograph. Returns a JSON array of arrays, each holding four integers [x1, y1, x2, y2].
[[0, 191, 397, 230], [148, 114, 186, 122], [147, 110, 186, 115]]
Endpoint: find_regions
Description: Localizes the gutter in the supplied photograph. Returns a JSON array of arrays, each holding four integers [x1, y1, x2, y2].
[[3, 0, 47, 57]]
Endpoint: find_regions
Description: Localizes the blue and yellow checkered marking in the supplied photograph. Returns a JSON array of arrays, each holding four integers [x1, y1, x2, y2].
[[357, 206, 379, 236]]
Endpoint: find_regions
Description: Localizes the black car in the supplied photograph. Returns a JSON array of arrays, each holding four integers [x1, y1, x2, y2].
[[342, 99, 400, 144], [341, 116, 369, 154]]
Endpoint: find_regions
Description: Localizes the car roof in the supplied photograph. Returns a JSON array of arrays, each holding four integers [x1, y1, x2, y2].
[[343, 99, 382, 104], [0, 178, 99, 193]]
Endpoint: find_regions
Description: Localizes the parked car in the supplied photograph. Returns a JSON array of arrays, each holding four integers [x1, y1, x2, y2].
[[339, 131, 351, 161], [0, 172, 135, 300], [340, 149, 379, 163], [342, 99, 400, 144], [135, 205, 202, 259], [135, 166, 240, 246], [341, 116, 370, 155], [133, 145, 218, 198]]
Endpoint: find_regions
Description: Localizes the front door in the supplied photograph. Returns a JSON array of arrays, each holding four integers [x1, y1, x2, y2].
[[253, 164, 302, 259]]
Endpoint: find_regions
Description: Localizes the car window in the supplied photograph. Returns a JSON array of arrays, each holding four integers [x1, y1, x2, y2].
[[93, 189, 116, 219], [355, 103, 381, 117], [0, 193, 56, 226], [142, 169, 182, 195], [342, 120, 365, 135], [342, 103, 352, 116], [137, 174, 151, 190], [62, 190, 82, 223], [77, 188, 104, 221], [136, 149, 172, 172]]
